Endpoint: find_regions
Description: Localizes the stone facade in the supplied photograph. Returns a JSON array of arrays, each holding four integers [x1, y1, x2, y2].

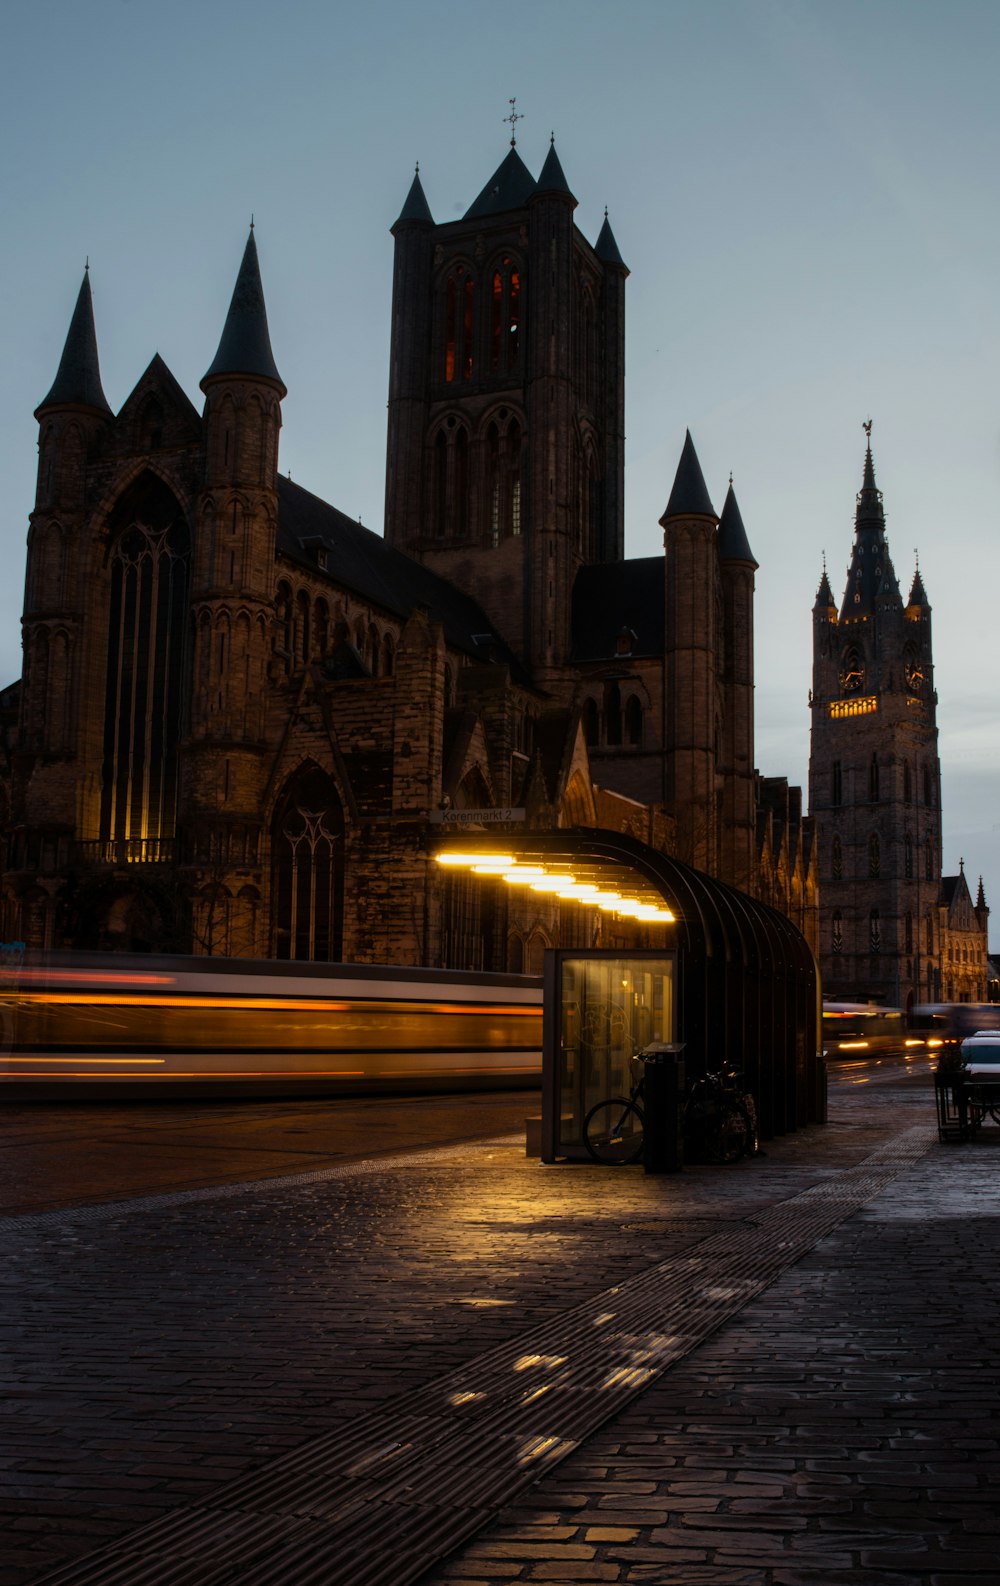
[[2, 142, 817, 966], [808, 440, 988, 1007]]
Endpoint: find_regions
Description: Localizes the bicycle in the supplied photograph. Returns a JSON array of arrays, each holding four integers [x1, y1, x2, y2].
[[583, 1055, 755, 1166]]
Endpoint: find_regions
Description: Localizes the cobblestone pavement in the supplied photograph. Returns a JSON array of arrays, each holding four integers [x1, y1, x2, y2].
[[2, 1058, 997, 1585]]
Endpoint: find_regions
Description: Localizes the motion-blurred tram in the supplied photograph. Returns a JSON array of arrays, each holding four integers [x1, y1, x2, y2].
[[0, 953, 544, 1098]]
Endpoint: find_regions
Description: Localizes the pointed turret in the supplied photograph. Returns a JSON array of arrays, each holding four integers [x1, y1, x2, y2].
[[202, 228, 284, 394], [839, 431, 902, 621], [594, 211, 626, 269], [535, 139, 575, 201], [463, 147, 537, 218], [814, 567, 837, 614], [660, 431, 717, 523], [36, 269, 112, 417], [907, 565, 930, 608], [718, 482, 757, 567], [977, 876, 988, 911], [393, 167, 433, 227]]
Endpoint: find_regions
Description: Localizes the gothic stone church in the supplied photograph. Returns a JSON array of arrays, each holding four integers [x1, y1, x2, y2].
[[3, 140, 817, 965]]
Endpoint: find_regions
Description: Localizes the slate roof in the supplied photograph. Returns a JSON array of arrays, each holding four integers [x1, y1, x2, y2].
[[718, 483, 757, 566], [571, 557, 664, 661], [275, 476, 530, 681], [535, 141, 574, 199], [37, 270, 112, 416], [464, 147, 537, 219], [203, 230, 284, 392], [594, 213, 626, 268], [394, 170, 433, 226], [661, 430, 717, 521]]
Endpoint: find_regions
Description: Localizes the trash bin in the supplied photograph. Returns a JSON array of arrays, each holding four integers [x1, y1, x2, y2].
[[640, 1042, 685, 1174]]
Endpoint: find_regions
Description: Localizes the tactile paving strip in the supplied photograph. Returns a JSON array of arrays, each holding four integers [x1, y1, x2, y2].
[[30, 1123, 936, 1586]]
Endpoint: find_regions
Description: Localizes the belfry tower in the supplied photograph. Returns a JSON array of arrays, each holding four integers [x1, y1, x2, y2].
[[808, 431, 941, 1006], [384, 135, 627, 685]]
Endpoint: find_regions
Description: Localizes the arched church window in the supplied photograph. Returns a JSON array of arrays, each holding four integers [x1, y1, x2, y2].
[[905, 834, 913, 878], [485, 413, 523, 546], [832, 760, 843, 807], [832, 911, 843, 954], [832, 834, 843, 880], [490, 258, 522, 372], [605, 681, 622, 746], [431, 418, 471, 539], [868, 832, 880, 878], [903, 760, 912, 804], [925, 840, 934, 882], [905, 911, 913, 953], [869, 909, 881, 954], [926, 914, 934, 953], [923, 764, 935, 807], [583, 697, 599, 746], [381, 633, 395, 676], [314, 598, 330, 657], [100, 474, 190, 853], [868, 754, 880, 802], [295, 591, 310, 663], [625, 695, 643, 746], [275, 582, 292, 669], [271, 767, 344, 961], [443, 266, 474, 383], [434, 430, 447, 536]]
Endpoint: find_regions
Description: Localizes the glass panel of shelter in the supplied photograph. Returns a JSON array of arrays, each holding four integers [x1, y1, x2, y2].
[[550, 951, 676, 1158]]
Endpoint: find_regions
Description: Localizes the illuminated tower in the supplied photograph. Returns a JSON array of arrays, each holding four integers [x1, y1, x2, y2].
[[808, 431, 941, 1006]]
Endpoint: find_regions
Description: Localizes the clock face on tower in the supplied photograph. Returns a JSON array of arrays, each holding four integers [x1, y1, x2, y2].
[[905, 659, 925, 695], [841, 654, 865, 694]]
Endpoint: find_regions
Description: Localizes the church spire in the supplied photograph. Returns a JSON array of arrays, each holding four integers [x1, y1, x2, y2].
[[535, 137, 575, 201], [36, 267, 112, 417], [660, 430, 717, 523], [718, 480, 757, 566], [394, 165, 433, 227], [839, 422, 902, 620], [595, 208, 627, 269], [202, 228, 284, 393]]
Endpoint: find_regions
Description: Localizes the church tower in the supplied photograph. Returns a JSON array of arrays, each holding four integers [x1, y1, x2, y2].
[[186, 228, 284, 831], [808, 432, 941, 1007], [383, 134, 627, 685]]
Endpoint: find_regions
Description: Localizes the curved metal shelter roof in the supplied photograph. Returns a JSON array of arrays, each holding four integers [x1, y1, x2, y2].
[[433, 825, 823, 1139]]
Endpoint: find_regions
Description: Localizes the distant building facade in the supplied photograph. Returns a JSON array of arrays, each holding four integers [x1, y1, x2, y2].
[[808, 439, 988, 1006], [2, 140, 816, 964]]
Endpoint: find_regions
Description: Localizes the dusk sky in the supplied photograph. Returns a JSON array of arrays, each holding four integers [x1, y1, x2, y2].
[[3, 0, 999, 920]]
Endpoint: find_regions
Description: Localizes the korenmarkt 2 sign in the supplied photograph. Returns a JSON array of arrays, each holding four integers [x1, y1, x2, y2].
[[429, 808, 526, 825]]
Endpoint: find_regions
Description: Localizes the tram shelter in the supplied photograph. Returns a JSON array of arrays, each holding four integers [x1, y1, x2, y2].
[[434, 828, 822, 1161]]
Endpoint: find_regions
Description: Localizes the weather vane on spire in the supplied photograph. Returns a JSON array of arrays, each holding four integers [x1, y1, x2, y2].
[[863, 418, 873, 441], [504, 97, 523, 146]]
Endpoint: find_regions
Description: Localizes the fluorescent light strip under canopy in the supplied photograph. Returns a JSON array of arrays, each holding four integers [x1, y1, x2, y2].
[[434, 852, 674, 922]]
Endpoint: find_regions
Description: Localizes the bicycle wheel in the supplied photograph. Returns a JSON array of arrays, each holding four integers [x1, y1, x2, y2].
[[583, 1098, 645, 1164], [706, 1099, 751, 1164]]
